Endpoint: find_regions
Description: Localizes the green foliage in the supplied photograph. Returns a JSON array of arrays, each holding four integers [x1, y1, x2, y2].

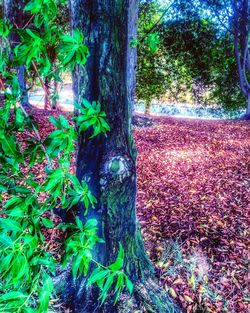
[[0, 190, 56, 312], [74, 99, 110, 138], [60, 218, 101, 279], [15, 29, 48, 67], [24, 0, 58, 26], [137, 0, 246, 112], [0, 19, 11, 37], [63, 174, 97, 212], [45, 115, 77, 158], [146, 32, 160, 53], [88, 244, 133, 305], [15, 27, 89, 75], [0, 1, 131, 311], [58, 29, 89, 70]]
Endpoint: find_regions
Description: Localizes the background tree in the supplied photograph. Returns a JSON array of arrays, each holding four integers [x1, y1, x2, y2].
[[136, 0, 246, 115], [203, 0, 250, 116], [232, 0, 250, 117], [2, 0, 30, 107]]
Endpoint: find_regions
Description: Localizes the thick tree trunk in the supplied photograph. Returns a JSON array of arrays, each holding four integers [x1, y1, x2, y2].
[[64, 1, 182, 312], [3, 0, 31, 108]]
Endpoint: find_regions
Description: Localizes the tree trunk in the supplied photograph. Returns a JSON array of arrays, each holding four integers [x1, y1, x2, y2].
[[3, 0, 31, 108], [64, 1, 182, 312], [17, 65, 30, 107], [145, 100, 151, 115], [246, 93, 250, 118], [52, 67, 60, 110], [232, 0, 250, 116], [44, 76, 51, 110]]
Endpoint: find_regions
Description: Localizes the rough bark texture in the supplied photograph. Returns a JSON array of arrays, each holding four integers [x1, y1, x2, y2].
[[52, 67, 60, 110], [232, 0, 250, 116], [247, 93, 250, 116], [3, 0, 30, 107], [64, 1, 182, 312], [17, 64, 29, 106]]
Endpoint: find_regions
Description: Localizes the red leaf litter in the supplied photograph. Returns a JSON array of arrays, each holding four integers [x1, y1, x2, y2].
[[20, 110, 249, 312], [134, 116, 250, 313]]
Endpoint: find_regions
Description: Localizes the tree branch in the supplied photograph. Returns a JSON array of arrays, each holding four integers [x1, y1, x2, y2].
[[140, 1, 174, 43], [242, 43, 250, 89], [234, 32, 248, 96], [31, 61, 51, 109], [22, 14, 35, 30], [19, 102, 52, 168]]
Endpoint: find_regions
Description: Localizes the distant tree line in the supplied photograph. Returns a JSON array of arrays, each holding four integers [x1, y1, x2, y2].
[[137, 0, 250, 117]]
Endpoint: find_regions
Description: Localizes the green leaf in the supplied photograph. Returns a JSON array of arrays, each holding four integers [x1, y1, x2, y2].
[[59, 115, 69, 128], [0, 253, 14, 272], [74, 99, 110, 138], [41, 217, 54, 228], [0, 234, 13, 247], [109, 243, 124, 271], [84, 219, 98, 230], [75, 216, 83, 231], [4, 196, 22, 209], [72, 252, 88, 280], [39, 271, 53, 312], [87, 269, 109, 286], [12, 254, 29, 282], [0, 218, 21, 232], [125, 276, 133, 294], [0, 291, 27, 301], [0, 185, 7, 192], [100, 273, 115, 304]]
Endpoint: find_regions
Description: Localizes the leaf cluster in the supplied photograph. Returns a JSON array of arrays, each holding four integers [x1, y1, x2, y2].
[[0, 1, 130, 311]]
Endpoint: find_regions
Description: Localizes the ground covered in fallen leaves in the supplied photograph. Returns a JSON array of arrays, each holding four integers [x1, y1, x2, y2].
[[135, 116, 250, 313], [23, 110, 250, 313]]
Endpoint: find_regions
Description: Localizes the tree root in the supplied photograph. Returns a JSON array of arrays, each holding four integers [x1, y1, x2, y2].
[[55, 272, 183, 313], [115, 278, 183, 313]]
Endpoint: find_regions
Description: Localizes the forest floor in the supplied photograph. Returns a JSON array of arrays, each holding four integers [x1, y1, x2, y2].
[[30, 110, 250, 313], [134, 115, 250, 313]]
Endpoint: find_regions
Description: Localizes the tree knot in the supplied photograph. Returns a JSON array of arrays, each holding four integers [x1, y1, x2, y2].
[[100, 155, 132, 189]]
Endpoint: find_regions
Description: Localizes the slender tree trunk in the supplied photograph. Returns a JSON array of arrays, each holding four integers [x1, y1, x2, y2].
[[3, 0, 31, 108], [232, 0, 250, 117], [17, 65, 30, 107], [44, 76, 51, 110], [246, 93, 250, 117], [145, 100, 151, 115], [52, 68, 60, 110], [63, 1, 182, 312]]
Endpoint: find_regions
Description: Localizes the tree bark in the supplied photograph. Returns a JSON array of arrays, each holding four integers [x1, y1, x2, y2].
[[3, 0, 31, 108], [52, 67, 60, 110], [232, 0, 250, 116], [17, 65, 30, 107], [246, 92, 250, 118], [44, 76, 51, 110], [64, 1, 182, 312]]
